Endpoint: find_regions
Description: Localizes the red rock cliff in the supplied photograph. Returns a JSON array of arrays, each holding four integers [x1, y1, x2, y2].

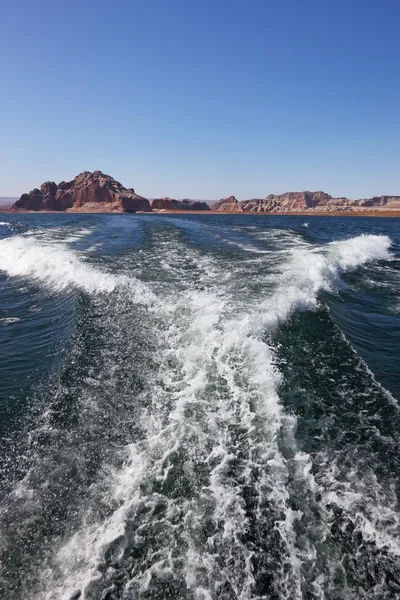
[[212, 191, 400, 212], [12, 171, 151, 213], [211, 196, 243, 212]]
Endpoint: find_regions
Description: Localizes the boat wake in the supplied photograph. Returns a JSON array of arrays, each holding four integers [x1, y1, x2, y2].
[[0, 224, 398, 600]]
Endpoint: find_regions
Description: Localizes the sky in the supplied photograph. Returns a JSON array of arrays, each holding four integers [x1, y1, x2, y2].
[[1, 0, 399, 200]]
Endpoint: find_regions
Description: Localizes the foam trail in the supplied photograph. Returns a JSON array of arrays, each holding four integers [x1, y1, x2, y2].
[[249, 234, 393, 332], [3, 231, 395, 600], [34, 234, 394, 599], [0, 235, 155, 303], [30, 257, 302, 599]]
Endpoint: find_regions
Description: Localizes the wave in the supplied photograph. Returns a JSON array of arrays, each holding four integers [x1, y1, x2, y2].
[[328, 233, 392, 270], [0, 235, 118, 293], [252, 234, 393, 331], [22, 233, 393, 600], [0, 235, 155, 305], [0, 228, 395, 599], [0, 317, 21, 325]]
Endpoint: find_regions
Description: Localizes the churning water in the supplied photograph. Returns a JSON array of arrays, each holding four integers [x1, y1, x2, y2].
[[0, 214, 399, 600]]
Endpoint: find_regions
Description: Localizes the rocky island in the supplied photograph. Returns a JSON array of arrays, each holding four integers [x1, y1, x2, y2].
[[10, 171, 214, 214], [12, 171, 152, 213]]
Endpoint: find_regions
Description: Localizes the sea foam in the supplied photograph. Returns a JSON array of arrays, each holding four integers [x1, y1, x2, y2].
[[1, 229, 394, 600], [0, 235, 155, 305]]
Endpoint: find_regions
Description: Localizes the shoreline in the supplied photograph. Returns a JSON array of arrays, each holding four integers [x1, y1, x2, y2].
[[2, 209, 400, 217], [146, 210, 400, 217]]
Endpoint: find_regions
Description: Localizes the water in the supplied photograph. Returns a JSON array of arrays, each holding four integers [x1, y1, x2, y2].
[[0, 213, 399, 600]]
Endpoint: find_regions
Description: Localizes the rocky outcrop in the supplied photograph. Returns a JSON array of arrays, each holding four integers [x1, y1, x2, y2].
[[240, 191, 340, 212], [212, 191, 400, 213], [357, 195, 400, 209], [40, 181, 58, 197], [12, 171, 151, 213], [151, 198, 180, 210], [211, 196, 243, 212], [11, 177, 400, 214], [151, 198, 210, 211], [178, 199, 210, 211], [16, 189, 44, 211]]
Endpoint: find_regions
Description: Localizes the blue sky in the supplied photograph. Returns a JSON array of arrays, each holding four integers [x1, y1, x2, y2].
[[1, 0, 399, 199]]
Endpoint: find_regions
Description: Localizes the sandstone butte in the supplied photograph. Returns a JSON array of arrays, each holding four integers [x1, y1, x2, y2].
[[12, 171, 152, 213], [10, 171, 400, 214]]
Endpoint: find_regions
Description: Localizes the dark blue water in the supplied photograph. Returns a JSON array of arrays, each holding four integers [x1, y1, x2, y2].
[[0, 214, 399, 599]]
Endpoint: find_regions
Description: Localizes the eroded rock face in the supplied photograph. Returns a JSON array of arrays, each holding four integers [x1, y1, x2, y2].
[[178, 199, 210, 211], [40, 181, 58, 196], [12, 171, 151, 212], [12, 178, 400, 214], [151, 198, 180, 210], [151, 198, 210, 211], [16, 190, 43, 211], [212, 191, 400, 212], [42, 193, 57, 210], [211, 196, 243, 211]]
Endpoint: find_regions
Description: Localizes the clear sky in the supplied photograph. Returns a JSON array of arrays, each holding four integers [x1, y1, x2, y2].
[[1, 0, 399, 199]]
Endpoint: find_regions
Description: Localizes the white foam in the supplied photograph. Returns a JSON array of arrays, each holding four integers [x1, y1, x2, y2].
[[248, 234, 393, 333], [0, 317, 21, 325], [0, 236, 117, 293], [0, 235, 154, 303], [320, 462, 400, 558], [328, 234, 392, 270], [33, 276, 298, 598], [24, 232, 394, 599]]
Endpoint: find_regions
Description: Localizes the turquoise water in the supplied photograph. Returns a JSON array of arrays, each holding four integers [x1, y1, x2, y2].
[[0, 214, 399, 599]]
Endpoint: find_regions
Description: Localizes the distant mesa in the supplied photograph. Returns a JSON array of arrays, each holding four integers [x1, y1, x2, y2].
[[12, 171, 151, 213], [211, 191, 400, 213], [151, 198, 210, 211], [0, 197, 17, 209]]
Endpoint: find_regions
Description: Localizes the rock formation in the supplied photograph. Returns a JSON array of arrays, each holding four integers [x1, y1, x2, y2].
[[151, 197, 180, 210], [151, 198, 210, 211], [212, 191, 400, 213], [211, 196, 243, 212], [11, 175, 400, 214], [12, 171, 151, 213]]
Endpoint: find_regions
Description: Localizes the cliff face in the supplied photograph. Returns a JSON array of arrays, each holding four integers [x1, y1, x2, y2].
[[151, 198, 210, 211], [211, 196, 243, 212], [11, 176, 400, 214], [240, 191, 341, 212], [12, 171, 152, 213], [212, 191, 400, 212], [151, 198, 180, 210], [357, 196, 400, 209]]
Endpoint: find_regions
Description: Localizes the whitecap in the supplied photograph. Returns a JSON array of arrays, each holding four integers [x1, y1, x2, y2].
[[0, 317, 21, 325]]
